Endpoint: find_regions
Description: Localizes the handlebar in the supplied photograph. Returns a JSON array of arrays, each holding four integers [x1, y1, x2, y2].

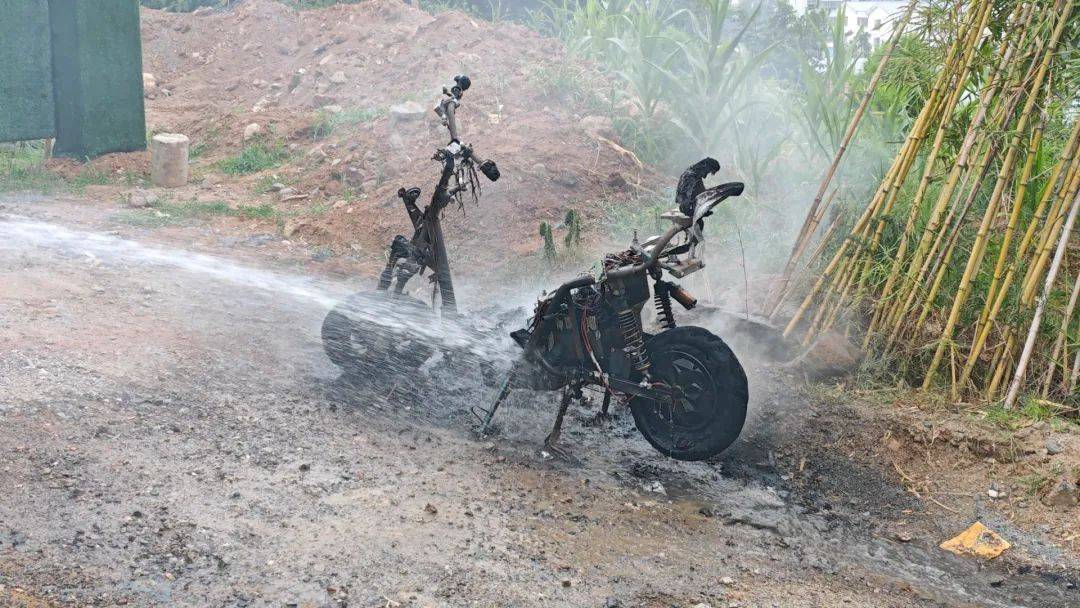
[[605, 224, 683, 279]]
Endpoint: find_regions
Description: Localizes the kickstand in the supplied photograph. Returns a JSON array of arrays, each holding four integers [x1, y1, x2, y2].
[[544, 385, 574, 449], [586, 390, 613, 427]]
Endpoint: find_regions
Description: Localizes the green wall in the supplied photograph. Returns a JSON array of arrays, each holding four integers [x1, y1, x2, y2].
[[49, 0, 147, 158], [0, 0, 146, 158], [0, 0, 55, 141]]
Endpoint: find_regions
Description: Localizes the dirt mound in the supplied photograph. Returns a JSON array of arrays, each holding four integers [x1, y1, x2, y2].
[[138, 0, 654, 274]]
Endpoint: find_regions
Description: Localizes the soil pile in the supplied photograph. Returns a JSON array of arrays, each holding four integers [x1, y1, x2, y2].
[[137, 0, 651, 272]]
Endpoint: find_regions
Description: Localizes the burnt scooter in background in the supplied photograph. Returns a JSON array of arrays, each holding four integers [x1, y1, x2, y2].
[[322, 75, 500, 379], [475, 159, 749, 461]]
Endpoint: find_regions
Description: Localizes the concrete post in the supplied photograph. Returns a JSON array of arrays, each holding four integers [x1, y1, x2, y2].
[[150, 133, 189, 188]]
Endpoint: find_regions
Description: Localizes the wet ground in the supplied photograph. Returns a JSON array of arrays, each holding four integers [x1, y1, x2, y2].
[[1, 197, 1076, 607]]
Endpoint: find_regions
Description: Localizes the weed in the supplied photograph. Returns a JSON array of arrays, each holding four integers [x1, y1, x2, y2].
[[70, 166, 111, 190], [1018, 473, 1050, 496], [0, 143, 62, 193], [252, 175, 295, 195], [218, 138, 289, 175], [982, 398, 1077, 431], [523, 62, 610, 113], [311, 107, 385, 140], [237, 204, 281, 220], [189, 141, 211, 159], [113, 197, 255, 227], [600, 191, 670, 239]]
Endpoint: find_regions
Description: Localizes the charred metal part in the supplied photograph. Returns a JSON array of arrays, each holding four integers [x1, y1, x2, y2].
[[398, 187, 423, 228], [654, 280, 676, 330], [676, 157, 720, 216], [618, 308, 650, 373], [486, 160, 749, 461], [544, 384, 578, 448], [479, 159, 500, 182], [670, 284, 698, 310]]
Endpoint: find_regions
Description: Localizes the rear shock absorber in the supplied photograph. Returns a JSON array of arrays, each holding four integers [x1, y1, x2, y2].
[[618, 308, 650, 374], [653, 281, 676, 330]]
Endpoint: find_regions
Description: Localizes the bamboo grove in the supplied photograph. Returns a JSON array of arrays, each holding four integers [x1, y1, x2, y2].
[[773, 0, 1080, 407]]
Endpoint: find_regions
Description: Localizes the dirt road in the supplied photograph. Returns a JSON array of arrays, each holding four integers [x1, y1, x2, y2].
[[0, 196, 1075, 608]]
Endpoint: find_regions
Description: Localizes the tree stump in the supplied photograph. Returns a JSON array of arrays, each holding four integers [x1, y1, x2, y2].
[[150, 133, 189, 188]]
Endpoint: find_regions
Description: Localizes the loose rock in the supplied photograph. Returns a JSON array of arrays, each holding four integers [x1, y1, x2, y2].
[[389, 101, 426, 125], [1044, 438, 1062, 455], [142, 73, 158, 96], [243, 123, 263, 141], [1041, 477, 1077, 507]]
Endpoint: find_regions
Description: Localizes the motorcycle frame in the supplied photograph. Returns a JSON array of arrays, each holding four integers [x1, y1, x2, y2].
[[374, 83, 494, 317]]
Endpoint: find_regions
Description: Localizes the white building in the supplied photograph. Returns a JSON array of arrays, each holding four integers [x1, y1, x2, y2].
[[784, 0, 913, 48]]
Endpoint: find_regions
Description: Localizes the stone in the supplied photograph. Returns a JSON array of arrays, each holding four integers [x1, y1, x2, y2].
[[127, 189, 159, 208], [329, 71, 348, 84], [607, 172, 629, 189], [312, 94, 337, 108], [644, 481, 666, 495], [322, 105, 343, 114], [580, 114, 614, 138], [142, 72, 157, 95], [1044, 439, 1063, 455], [987, 482, 1007, 499], [150, 133, 190, 188], [269, 182, 286, 193], [1042, 477, 1077, 508], [342, 166, 362, 187], [243, 123, 262, 141], [554, 173, 579, 188], [389, 101, 426, 124]]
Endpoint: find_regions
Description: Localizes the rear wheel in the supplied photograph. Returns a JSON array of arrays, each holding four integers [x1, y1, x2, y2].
[[629, 326, 748, 461], [321, 291, 434, 380]]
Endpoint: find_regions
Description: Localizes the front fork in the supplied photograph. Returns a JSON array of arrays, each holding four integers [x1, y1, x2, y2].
[[377, 187, 458, 316]]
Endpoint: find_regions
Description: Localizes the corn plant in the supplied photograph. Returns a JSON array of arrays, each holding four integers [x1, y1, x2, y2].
[[653, 0, 777, 164]]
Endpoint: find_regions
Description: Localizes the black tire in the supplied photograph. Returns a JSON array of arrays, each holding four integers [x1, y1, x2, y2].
[[629, 326, 748, 461], [321, 291, 435, 380]]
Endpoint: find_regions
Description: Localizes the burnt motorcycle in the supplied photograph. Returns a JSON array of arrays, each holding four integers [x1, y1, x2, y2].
[[322, 75, 500, 379], [475, 159, 749, 461]]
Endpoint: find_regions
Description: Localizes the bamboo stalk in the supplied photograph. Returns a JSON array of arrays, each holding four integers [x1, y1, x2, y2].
[[771, 0, 918, 316], [1022, 161, 1080, 304], [884, 138, 995, 350], [956, 117, 1048, 390], [962, 134, 1080, 383], [863, 0, 996, 345], [1004, 189, 1080, 408], [922, 0, 1074, 391], [1040, 270, 1079, 396], [785, 1, 983, 337], [1069, 337, 1080, 394]]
